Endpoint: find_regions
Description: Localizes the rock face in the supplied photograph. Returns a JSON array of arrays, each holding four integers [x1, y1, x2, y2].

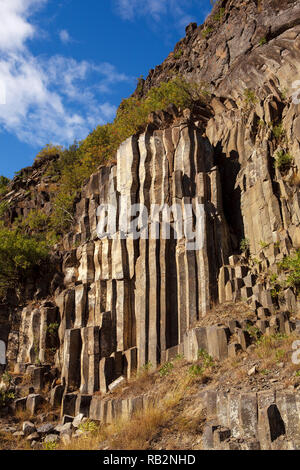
[[0, 0, 299, 450]]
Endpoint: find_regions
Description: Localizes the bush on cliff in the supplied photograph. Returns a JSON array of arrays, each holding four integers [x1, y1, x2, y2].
[[278, 250, 300, 294], [35, 143, 64, 162], [0, 176, 10, 197]]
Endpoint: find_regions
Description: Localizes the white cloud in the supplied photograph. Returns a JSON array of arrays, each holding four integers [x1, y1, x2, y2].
[[0, 0, 46, 53], [59, 29, 72, 44], [114, 0, 195, 28], [0, 0, 131, 148]]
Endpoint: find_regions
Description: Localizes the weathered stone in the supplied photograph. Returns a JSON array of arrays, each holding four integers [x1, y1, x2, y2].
[[75, 394, 92, 418], [62, 328, 81, 390], [123, 347, 137, 380], [99, 357, 115, 394], [26, 432, 40, 441], [108, 375, 125, 392], [36, 423, 55, 435], [61, 393, 77, 418], [50, 385, 64, 407], [22, 421, 36, 437], [207, 326, 229, 360], [44, 434, 59, 443], [73, 413, 85, 428], [239, 393, 258, 438], [26, 394, 43, 415]]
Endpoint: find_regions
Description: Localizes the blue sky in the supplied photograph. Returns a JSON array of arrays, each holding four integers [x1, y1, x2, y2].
[[0, 0, 213, 178]]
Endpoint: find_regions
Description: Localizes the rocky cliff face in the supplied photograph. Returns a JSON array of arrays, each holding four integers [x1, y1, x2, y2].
[[0, 0, 300, 451]]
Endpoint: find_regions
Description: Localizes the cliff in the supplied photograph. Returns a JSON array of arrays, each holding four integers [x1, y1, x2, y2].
[[0, 0, 300, 451]]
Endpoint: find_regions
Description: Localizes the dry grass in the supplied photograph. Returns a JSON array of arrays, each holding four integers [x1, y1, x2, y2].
[[290, 171, 300, 187], [14, 408, 32, 422], [0, 431, 32, 451], [194, 301, 256, 328], [253, 332, 296, 370], [58, 361, 204, 451]]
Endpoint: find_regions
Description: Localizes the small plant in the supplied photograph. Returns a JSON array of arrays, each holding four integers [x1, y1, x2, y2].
[[1, 371, 12, 386], [46, 322, 59, 337], [275, 349, 285, 362], [188, 364, 204, 377], [174, 353, 184, 361], [159, 362, 174, 377], [35, 143, 64, 162], [274, 150, 293, 173], [78, 419, 98, 434], [295, 370, 300, 377], [0, 389, 15, 408], [259, 240, 270, 249], [278, 250, 300, 294], [174, 49, 183, 59], [198, 349, 214, 368], [240, 238, 250, 253], [0, 176, 10, 197], [260, 369, 271, 375], [280, 88, 288, 101], [270, 284, 283, 301], [138, 361, 153, 377], [202, 26, 213, 38], [272, 122, 285, 140], [42, 440, 57, 450], [259, 37, 267, 46], [243, 88, 258, 107], [270, 273, 278, 284], [0, 201, 11, 219], [213, 7, 225, 22], [246, 325, 261, 342]]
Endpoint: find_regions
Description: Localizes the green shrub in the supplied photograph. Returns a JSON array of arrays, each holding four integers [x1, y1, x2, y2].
[[243, 88, 258, 106], [0, 389, 15, 408], [174, 49, 183, 59], [78, 420, 98, 434], [197, 349, 214, 368], [159, 362, 174, 377], [35, 143, 64, 162], [259, 240, 269, 249], [202, 26, 213, 38], [0, 176, 10, 197], [42, 440, 57, 450], [274, 150, 293, 172], [0, 225, 49, 297], [0, 201, 11, 219], [259, 37, 267, 46], [278, 250, 300, 294], [272, 122, 285, 140], [20, 209, 50, 233], [46, 322, 59, 337], [188, 365, 204, 377], [240, 238, 250, 253], [213, 7, 225, 22]]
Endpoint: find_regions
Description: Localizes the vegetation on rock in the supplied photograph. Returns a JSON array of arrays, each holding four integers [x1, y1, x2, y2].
[[0, 224, 49, 297]]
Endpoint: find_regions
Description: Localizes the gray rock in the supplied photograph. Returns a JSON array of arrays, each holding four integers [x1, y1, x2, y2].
[[72, 413, 84, 428], [44, 434, 59, 443], [54, 422, 72, 434], [36, 423, 55, 435], [22, 421, 36, 436], [26, 432, 40, 441]]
